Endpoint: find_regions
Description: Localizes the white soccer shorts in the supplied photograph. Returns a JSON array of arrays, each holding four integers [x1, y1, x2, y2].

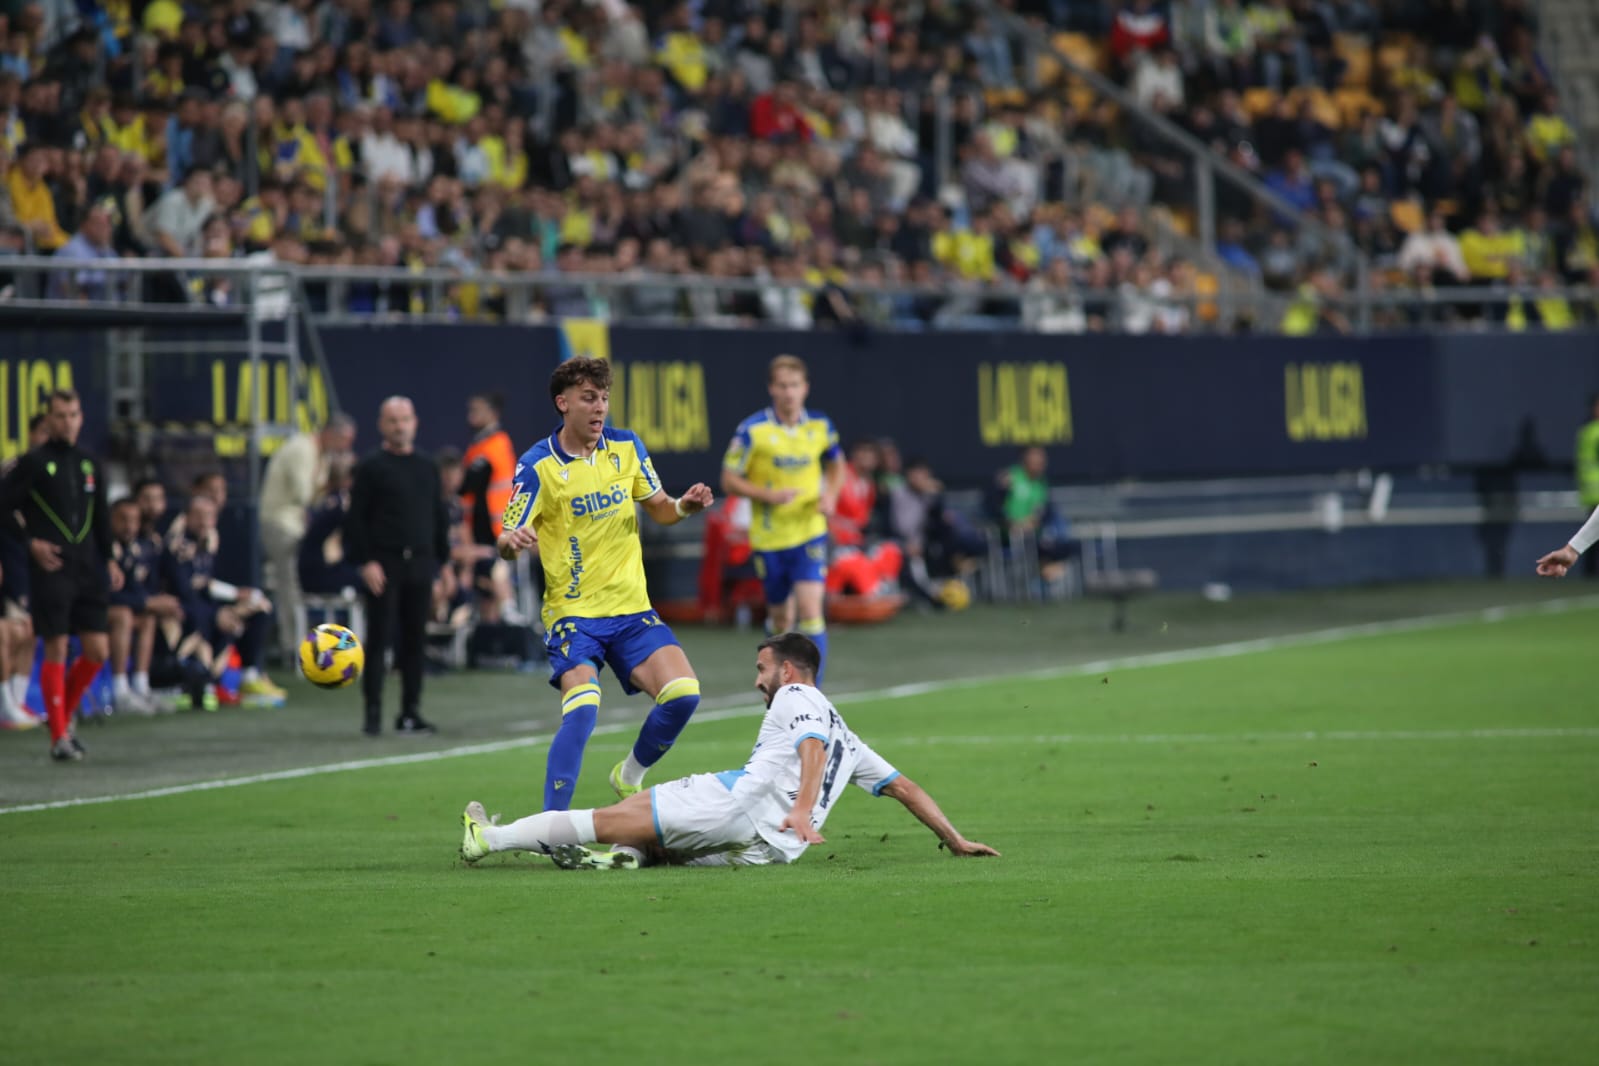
[[649, 773, 783, 865]]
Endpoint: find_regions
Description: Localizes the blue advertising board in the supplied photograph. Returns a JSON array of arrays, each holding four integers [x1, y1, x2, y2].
[[0, 321, 1594, 485]]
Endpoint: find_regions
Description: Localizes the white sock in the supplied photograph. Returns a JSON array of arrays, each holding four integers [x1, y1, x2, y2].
[[243, 667, 262, 683], [11, 675, 27, 704], [133, 672, 151, 695], [620, 752, 648, 788], [114, 675, 133, 701], [483, 809, 597, 854]]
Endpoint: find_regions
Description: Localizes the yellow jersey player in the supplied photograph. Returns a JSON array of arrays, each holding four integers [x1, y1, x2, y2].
[[721, 355, 846, 680], [497, 357, 714, 811]]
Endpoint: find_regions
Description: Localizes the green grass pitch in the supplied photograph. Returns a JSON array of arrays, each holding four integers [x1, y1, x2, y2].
[[1, 586, 1596, 1065]]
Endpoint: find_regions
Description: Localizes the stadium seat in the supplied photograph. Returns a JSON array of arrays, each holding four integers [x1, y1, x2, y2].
[[297, 593, 367, 650], [1389, 199, 1425, 234], [1082, 568, 1160, 632], [1243, 88, 1280, 118], [1068, 85, 1098, 115], [1194, 271, 1221, 324], [1333, 87, 1382, 128], [1301, 89, 1342, 130], [1376, 41, 1409, 78], [1335, 34, 1373, 89], [1053, 32, 1105, 74], [427, 620, 471, 669]]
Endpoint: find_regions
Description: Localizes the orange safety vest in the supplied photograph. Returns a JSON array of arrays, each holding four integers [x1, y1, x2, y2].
[[463, 428, 518, 536]]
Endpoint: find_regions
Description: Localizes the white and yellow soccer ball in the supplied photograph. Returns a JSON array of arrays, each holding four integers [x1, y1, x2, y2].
[[299, 623, 365, 689], [937, 579, 972, 612]]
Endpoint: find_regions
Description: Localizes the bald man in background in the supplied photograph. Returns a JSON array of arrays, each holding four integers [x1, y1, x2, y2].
[[343, 397, 452, 737]]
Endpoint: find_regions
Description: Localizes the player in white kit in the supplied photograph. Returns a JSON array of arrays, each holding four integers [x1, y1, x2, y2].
[[1535, 506, 1599, 577], [459, 632, 999, 868]]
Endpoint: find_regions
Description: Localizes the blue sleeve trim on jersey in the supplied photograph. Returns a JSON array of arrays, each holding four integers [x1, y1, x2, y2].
[[649, 787, 665, 847], [871, 771, 901, 797], [820, 414, 842, 461], [793, 732, 828, 750], [723, 413, 762, 473]]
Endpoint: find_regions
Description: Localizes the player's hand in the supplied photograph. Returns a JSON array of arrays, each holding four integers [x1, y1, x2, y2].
[[362, 561, 386, 596], [819, 492, 838, 518], [1536, 545, 1579, 577], [29, 539, 63, 572], [943, 837, 1001, 858], [678, 483, 714, 516], [767, 488, 798, 506], [779, 808, 825, 845], [500, 527, 537, 557], [107, 560, 124, 592]]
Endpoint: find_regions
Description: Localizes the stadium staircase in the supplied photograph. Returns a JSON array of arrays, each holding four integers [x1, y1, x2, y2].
[[1539, 0, 1599, 182], [977, 0, 1373, 324]]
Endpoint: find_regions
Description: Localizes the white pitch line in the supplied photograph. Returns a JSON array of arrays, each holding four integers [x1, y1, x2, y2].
[[4, 594, 1598, 817]]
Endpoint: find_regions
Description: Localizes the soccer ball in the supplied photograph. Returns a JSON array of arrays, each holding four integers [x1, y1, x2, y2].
[[937, 579, 972, 612], [299, 623, 365, 689]]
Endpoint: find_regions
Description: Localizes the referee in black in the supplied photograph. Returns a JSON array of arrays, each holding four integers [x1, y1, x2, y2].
[[1, 389, 123, 760], [344, 396, 452, 737]]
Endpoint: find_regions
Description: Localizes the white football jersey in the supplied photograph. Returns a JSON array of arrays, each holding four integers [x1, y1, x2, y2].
[[724, 684, 900, 862]]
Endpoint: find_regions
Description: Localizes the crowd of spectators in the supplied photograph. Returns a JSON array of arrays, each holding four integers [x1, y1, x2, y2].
[[1078, 0, 1596, 330], [0, 0, 1591, 334]]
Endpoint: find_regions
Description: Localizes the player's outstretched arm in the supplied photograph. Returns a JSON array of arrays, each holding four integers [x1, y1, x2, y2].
[[882, 776, 1000, 857], [640, 483, 714, 526], [1537, 506, 1599, 577]]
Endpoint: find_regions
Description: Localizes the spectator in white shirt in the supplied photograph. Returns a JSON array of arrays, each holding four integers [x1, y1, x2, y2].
[[143, 166, 216, 257], [361, 106, 411, 184], [1132, 49, 1185, 111], [862, 88, 921, 210], [1398, 209, 1469, 283]]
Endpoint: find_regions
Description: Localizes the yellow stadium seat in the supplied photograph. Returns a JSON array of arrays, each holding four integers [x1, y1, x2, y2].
[[1390, 199, 1424, 234], [1243, 88, 1280, 118], [1053, 32, 1104, 73], [1376, 41, 1408, 74], [1333, 88, 1381, 127], [1035, 51, 1062, 86], [1194, 271, 1220, 323], [1068, 85, 1097, 114], [1335, 34, 1372, 88], [984, 88, 1028, 109], [1297, 88, 1342, 129]]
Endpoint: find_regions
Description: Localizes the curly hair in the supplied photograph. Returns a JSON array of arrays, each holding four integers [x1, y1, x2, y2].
[[549, 356, 612, 410]]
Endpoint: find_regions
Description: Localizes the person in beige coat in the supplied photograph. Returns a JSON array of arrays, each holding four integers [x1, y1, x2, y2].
[[259, 414, 356, 661]]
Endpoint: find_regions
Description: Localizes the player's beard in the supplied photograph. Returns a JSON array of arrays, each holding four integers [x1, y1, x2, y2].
[[757, 682, 775, 708]]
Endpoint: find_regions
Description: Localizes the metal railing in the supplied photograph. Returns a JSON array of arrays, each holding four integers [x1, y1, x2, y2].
[[1, 256, 1595, 335]]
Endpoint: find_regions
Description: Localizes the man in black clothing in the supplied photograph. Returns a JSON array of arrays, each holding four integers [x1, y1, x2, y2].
[[344, 396, 452, 737], [1, 389, 123, 761]]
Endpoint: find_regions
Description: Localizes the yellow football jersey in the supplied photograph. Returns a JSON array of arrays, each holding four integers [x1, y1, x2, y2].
[[723, 408, 841, 552], [503, 429, 662, 628]]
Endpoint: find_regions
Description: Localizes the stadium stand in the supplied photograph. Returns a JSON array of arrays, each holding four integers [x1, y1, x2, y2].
[[0, 0, 1590, 333]]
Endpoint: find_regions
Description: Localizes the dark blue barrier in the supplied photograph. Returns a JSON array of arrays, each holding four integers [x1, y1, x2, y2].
[[1, 322, 1595, 486]]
